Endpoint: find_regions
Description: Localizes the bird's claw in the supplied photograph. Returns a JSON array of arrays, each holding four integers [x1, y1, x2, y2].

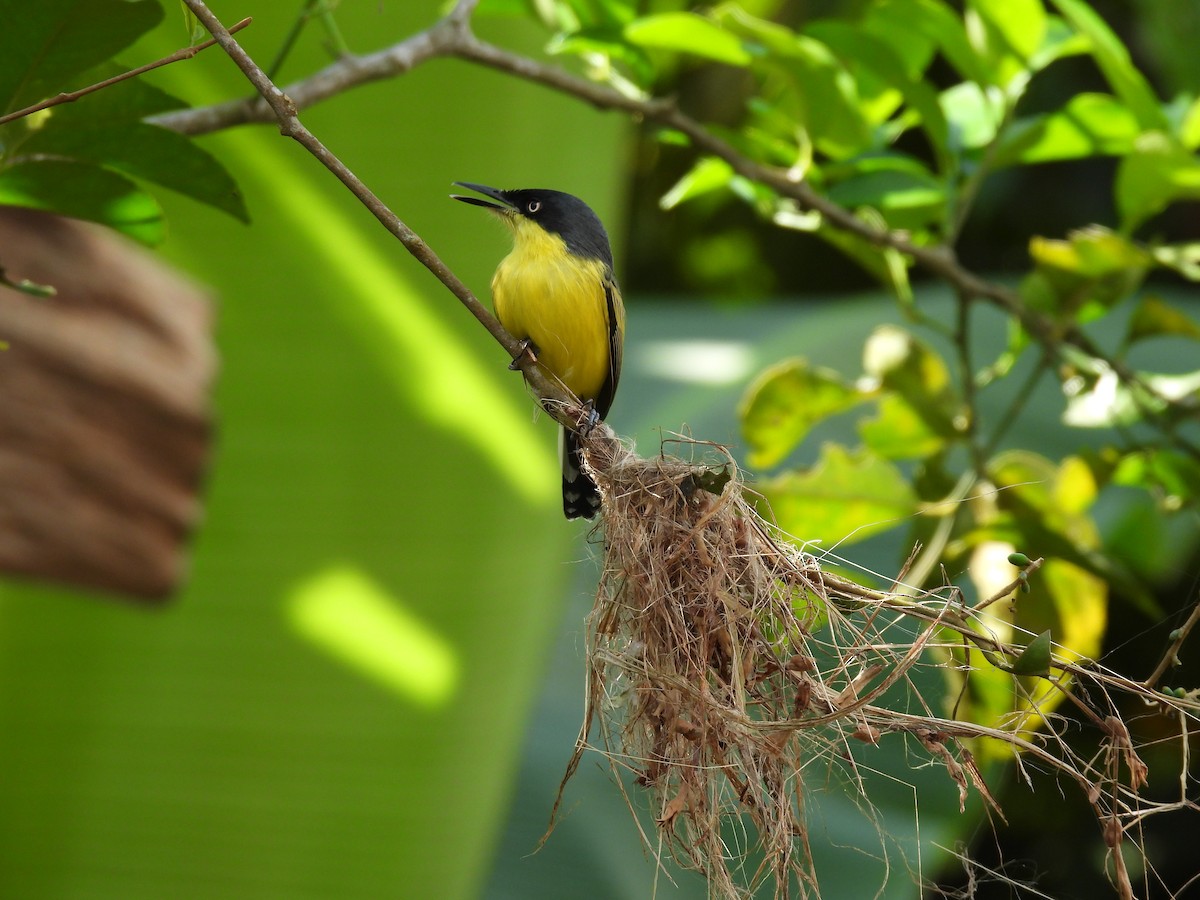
[[508, 339, 538, 371], [579, 400, 600, 435]]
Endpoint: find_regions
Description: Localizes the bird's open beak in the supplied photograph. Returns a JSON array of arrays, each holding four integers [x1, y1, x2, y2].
[[450, 182, 514, 214]]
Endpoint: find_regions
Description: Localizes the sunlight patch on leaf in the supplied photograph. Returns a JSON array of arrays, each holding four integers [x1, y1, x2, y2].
[[0, 159, 164, 244], [288, 564, 459, 707]]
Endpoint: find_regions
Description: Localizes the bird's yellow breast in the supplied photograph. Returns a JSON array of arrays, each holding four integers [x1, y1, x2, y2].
[[492, 221, 616, 404]]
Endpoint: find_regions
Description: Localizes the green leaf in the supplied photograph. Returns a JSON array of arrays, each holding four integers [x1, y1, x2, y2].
[[966, 0, 1045, 91], [826, 168, 945, 229], [1152, 243, 1200, 281], [1182, 95, 1200, 150], [802, 23, 902, 126], [623, 12, 750, 66], [660, 156, 734, 210], [1026, 14, 1091, 72], [805, 21, 951, 171], [1009, 629, 1052, 676], [823, 151, 943, 183], [547, 27, 654, 86], [969, 0, 1045, 61], [1061, 364, 1144, 428], [993, 93, 1141, 167], [859, 0, 938, 78], [0, 159, 164, 244], [939, 81, 1005, 151], [739, 359, 864, 468], [948, 460, 1110, 745], [862, 325, 961, 438], [179, 0, 205, 43], [1059, 359, 1200, 430], [1144, 370, 1200, 410], [718, 9, 873, 158], [1125, 295, 1200, 345], [1029, 227, 1149, 279], [22, 122, 249, 222], [873, 0, 992, 86], [1115, 132, 1200, 232], [1047, 0, 1168, 131], [474, 0, 544, 16], [1026, 226, 1150, 320], [980, 453, 1135, 602], [809, 213, 913, 299], [559, 0, 635, 28], [46, 66, 188, 123], [1034, 560, 1109, 660], [740, 98, 816, 168], [1111, 448, 1200, 510], [0, 0, 163, 115], [858, 393, 947, 460], [760, 443, 917, 548]]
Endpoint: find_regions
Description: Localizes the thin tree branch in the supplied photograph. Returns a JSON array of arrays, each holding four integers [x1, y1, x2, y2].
[[177, 0, 586, 434], [155, 2, 1198, 457], [0, 17, 253, 127], [149, 10, 465, 136]]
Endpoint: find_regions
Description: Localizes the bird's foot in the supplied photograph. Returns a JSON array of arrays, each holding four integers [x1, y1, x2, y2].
[[579, 400, 600, 435], [508, 339, 538, 371]]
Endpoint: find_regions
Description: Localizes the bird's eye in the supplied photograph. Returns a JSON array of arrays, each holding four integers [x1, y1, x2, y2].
[[527, 200, 541, 214]]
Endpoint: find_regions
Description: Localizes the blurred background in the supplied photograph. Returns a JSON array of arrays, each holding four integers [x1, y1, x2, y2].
[[0, 1, 1197, 898]]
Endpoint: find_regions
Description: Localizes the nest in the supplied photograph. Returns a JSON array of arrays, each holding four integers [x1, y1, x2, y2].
[[541, 424, 1192, 900]]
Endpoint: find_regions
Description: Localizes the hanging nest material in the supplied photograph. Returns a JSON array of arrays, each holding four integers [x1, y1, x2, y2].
[[541, 423, 1193, 900]]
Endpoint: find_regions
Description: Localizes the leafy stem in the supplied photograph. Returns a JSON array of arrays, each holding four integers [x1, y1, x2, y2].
[[0, 16, 253, 127]]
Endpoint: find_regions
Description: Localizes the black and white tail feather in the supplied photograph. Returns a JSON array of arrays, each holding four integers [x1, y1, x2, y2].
[[561, 429, 602, 519]]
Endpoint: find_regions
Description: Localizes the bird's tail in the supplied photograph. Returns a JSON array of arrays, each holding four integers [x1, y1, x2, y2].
[[560, 428, 601, 520]]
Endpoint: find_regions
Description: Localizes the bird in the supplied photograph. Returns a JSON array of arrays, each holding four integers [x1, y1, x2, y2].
[[451, 182, 625, 520]]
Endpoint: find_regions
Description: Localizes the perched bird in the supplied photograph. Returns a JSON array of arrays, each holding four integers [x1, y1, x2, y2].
[[452, 182, 625, 519]]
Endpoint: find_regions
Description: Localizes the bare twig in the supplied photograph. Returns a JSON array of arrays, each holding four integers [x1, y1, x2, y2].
[[1145, 589, 1200, 689], [149, 5, 476, 136], [975, 557, 1045, 611], [0, 17, 253, 127]]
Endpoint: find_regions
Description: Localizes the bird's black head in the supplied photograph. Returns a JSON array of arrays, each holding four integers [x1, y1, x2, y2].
[[451, 182, 613, 267]]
